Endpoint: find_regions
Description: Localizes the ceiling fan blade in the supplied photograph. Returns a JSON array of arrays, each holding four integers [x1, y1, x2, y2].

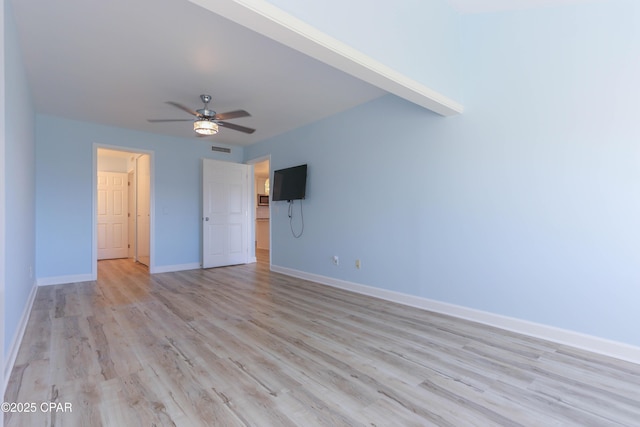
[[213, 110, 251, 121], [147, 119, 194, 123], [217, 121, 256, 134], [166, 101, 201, 117]]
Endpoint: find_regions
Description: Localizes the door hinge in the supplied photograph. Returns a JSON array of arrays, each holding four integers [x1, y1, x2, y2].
[[128, 244, 130, 248]]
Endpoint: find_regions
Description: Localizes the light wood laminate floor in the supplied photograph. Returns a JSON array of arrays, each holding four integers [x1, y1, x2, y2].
[[5, 253, 640, 426]]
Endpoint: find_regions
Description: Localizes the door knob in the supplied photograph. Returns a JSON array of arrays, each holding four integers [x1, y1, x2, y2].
[[204, 217, 209, 221]]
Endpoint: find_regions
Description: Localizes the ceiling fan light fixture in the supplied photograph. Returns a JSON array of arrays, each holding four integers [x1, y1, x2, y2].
[[194, 119, 218, 135]]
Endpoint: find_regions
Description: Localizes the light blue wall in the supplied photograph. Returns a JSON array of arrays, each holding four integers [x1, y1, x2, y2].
[[264, 0, 462, 100], [4, 0, 36, 357], [452, 0, 640, 343], [246, 0, 640, 347], [35, 115, 244, 278], [246, 96, 432, 290]]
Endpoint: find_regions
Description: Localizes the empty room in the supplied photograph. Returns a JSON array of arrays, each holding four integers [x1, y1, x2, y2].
[[2, 0, 640, 425]]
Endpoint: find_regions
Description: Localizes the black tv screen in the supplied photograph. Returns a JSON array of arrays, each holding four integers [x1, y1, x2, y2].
[[272, 164, 307, 201]]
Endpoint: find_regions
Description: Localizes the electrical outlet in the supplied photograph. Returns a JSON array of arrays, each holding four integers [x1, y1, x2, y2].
[[332, 255, 339, 266], [355, 259, 361, 269]]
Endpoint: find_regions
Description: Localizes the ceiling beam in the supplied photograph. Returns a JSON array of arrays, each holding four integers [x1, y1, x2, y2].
[[189, 0, 464, 116]]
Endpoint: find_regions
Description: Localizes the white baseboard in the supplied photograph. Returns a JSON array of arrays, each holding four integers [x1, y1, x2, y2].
[[270, 265, 640, 365], [37, 273, 95, 287], [3, 281, 38, 396], [151, 263, 201, 274]]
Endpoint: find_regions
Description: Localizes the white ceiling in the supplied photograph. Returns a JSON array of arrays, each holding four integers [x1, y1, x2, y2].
[[11, 0, 385, 146], [12, 0, 598, 147]]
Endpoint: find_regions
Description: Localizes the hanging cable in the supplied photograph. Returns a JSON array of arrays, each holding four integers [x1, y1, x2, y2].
[[288, 199, 304, 238]]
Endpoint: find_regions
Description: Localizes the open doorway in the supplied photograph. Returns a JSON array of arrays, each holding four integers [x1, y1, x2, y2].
[[95, 148, 152, 275], [253, 158, 270, 265]]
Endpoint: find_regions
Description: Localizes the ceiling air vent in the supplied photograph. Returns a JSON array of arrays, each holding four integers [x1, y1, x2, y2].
[[211, 146, 231, 153]]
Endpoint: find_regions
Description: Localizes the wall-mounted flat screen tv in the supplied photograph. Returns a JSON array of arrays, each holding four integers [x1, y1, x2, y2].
[[272, 164, 307, 201]]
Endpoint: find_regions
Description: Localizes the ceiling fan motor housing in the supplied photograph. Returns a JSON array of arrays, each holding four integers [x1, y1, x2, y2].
[[197, 109, 216, 118], [198, 94, 215, 118]]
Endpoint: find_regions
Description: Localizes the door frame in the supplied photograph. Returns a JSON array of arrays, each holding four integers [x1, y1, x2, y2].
[[92, 143, 155, 278], [135, 154, 151, 267], [127, 170, 136, 259], [246, 155, 271, 266]]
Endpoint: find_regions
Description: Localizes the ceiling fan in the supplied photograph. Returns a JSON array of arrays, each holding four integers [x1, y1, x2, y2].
[[148, 94, 255, 135]]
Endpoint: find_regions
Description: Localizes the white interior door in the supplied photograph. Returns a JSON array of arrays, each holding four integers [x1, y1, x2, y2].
[[136, 154, 150, 266], [203, 159, 250, 268], [97, 172, 129, 260]]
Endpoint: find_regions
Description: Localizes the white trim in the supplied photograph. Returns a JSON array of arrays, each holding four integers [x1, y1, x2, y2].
[[270, 265, 640, 365], [188, 0, 464, 116], [246, 163, 254, 266], [3, 281, 37, 395], [37, 273, 95, 287], [246, 154, 272, 265], [151, 263, 201, 274]]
